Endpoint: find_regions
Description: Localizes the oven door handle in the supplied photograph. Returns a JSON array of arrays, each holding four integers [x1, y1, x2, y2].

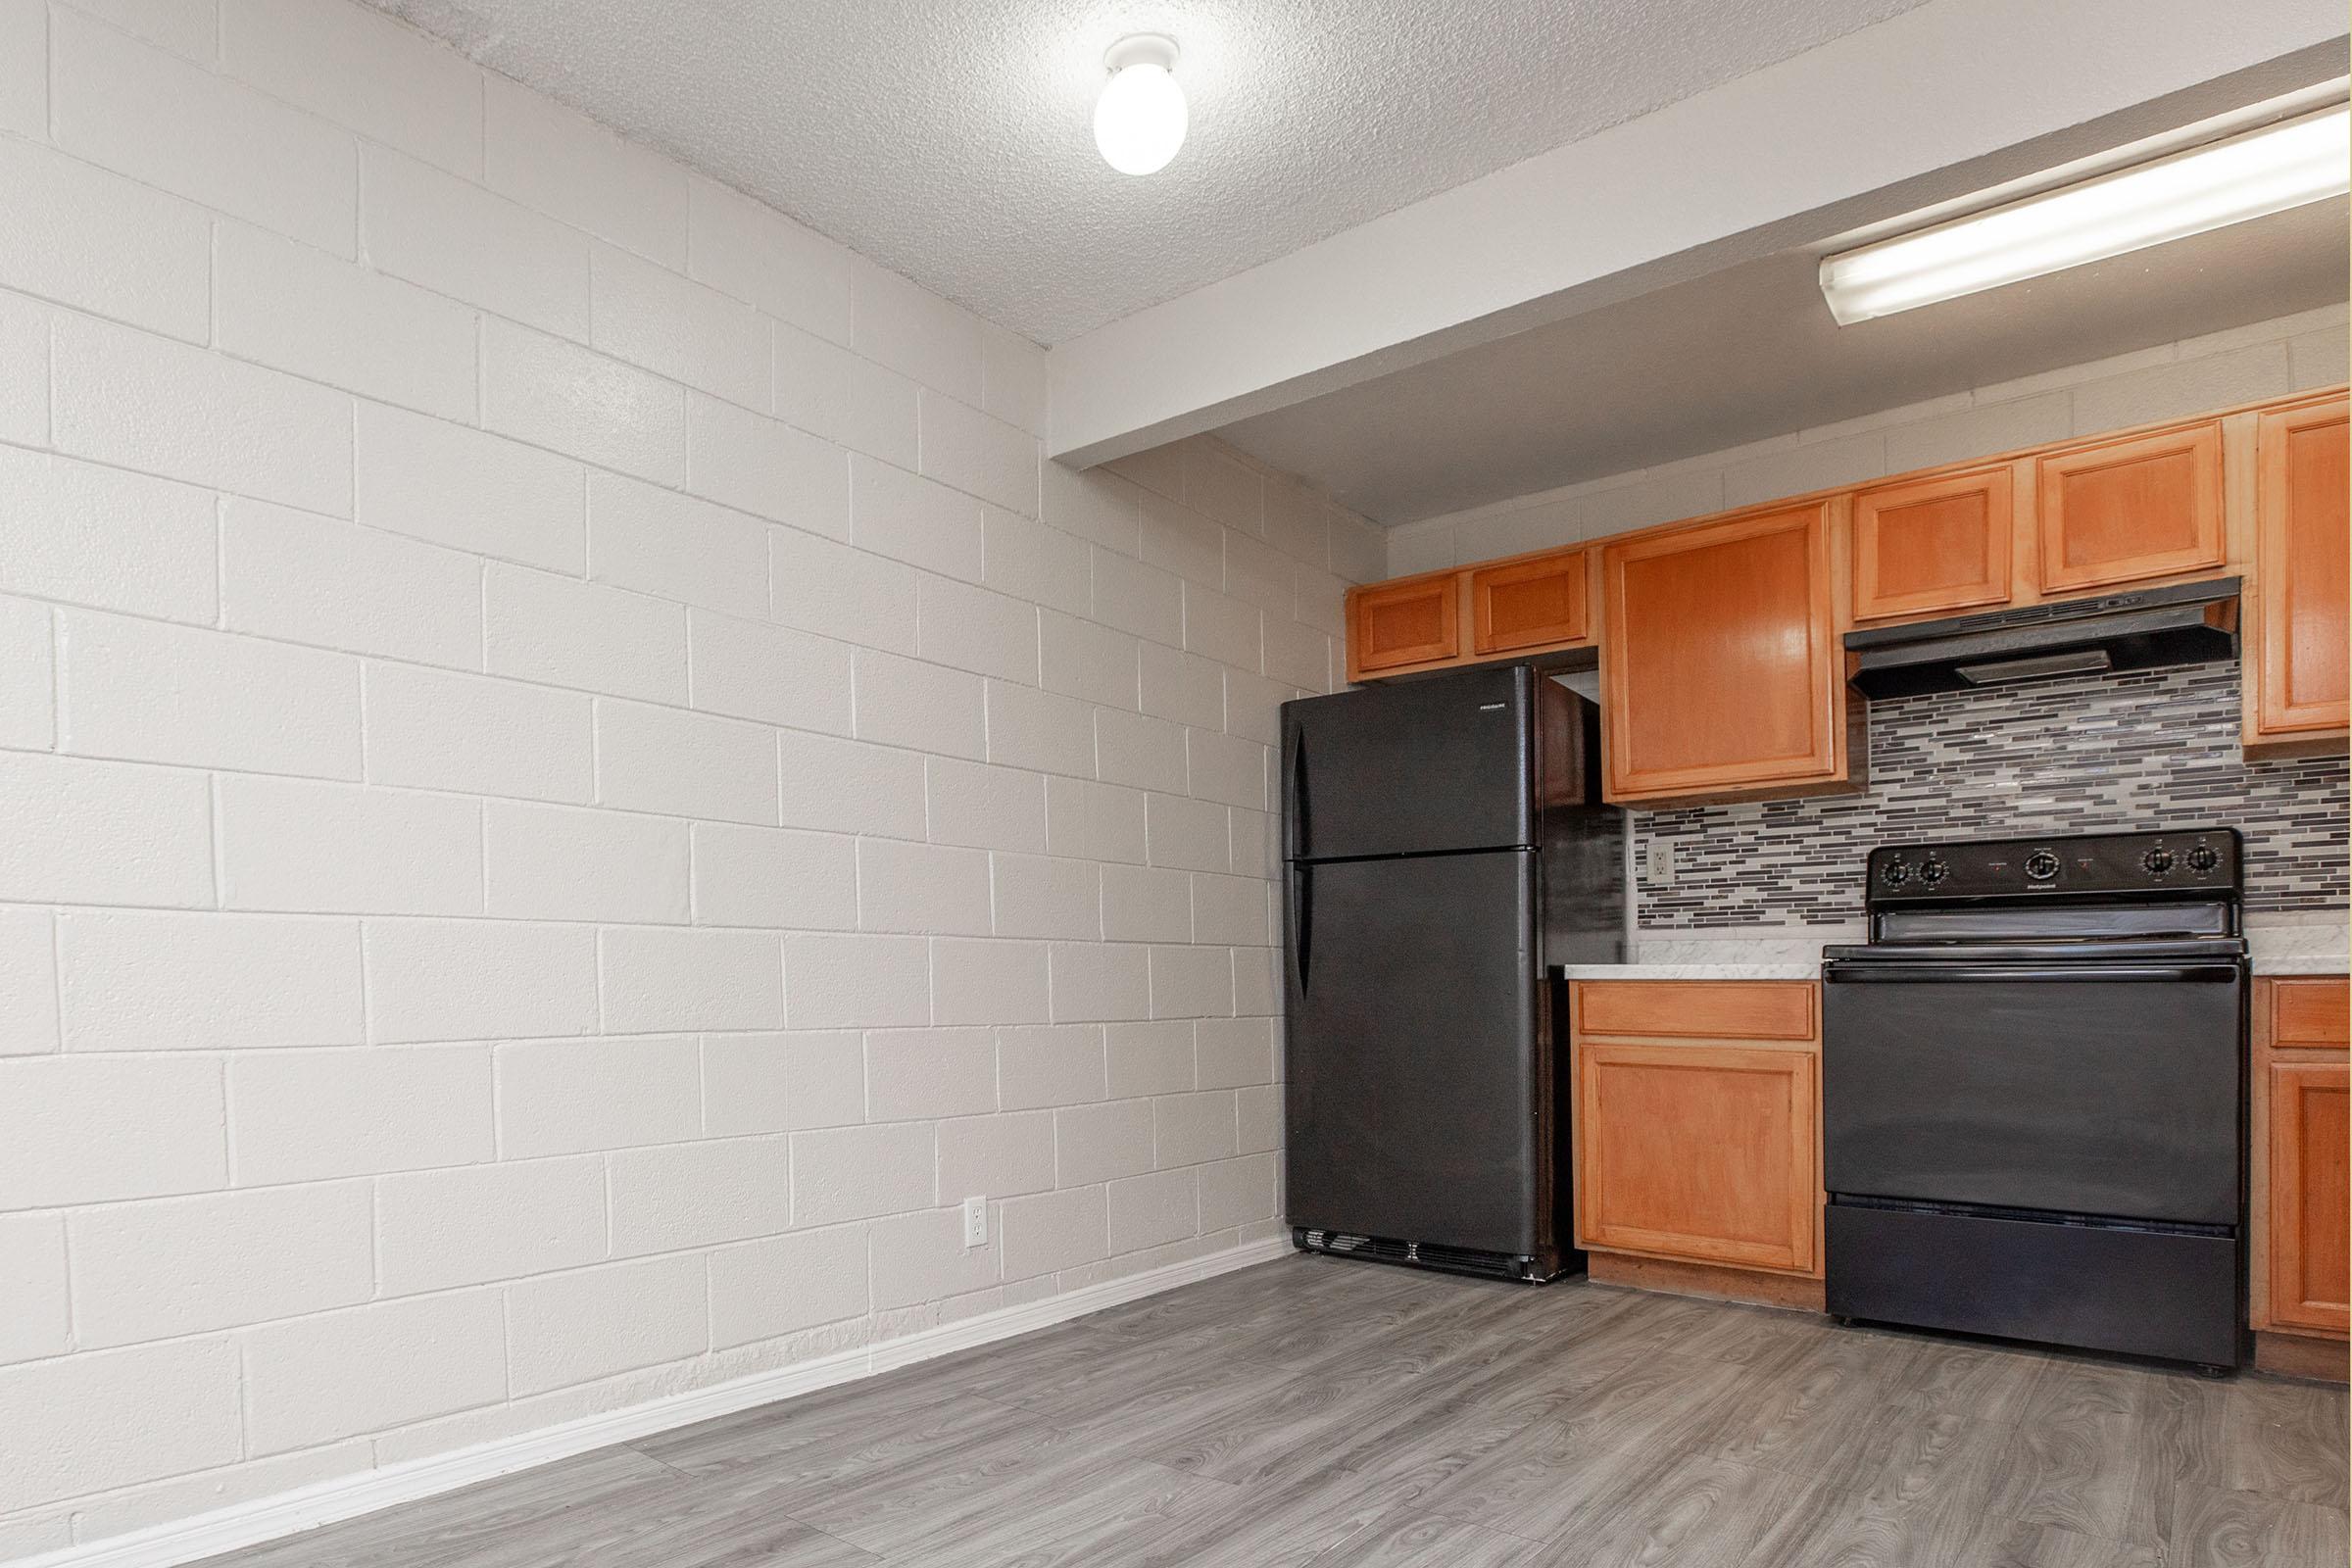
[[1827, 963, 2242, 984]]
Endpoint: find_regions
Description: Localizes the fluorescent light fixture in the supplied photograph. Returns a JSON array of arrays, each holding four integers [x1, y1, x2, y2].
[[1820, 103, 2351, 324]]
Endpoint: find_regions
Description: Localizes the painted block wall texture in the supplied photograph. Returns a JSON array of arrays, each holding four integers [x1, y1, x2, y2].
[[1387, 301, 2352, 575], [0, 2, 1384, 1554]]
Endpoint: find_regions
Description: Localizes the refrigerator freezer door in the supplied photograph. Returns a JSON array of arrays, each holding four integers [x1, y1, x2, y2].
[[1285, 847, 1544, 1256], [1282, 666, 1535, 860]]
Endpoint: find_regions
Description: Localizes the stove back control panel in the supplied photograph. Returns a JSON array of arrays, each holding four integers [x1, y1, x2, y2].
[[1865, 828, 2241, 902]]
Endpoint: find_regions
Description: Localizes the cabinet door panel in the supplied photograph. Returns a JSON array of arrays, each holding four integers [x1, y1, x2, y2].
[[1851, 466, 2012, 620], [1348, 575, 1458, 675], [2037, 421, 2225, 592], [2270, 1058, 2350, 1336], [1600, 503, 1845, 799], [1575, 1042, 1818, 1273], [2248, 398, 2349, 744], [1473, 549, 1589, 655]]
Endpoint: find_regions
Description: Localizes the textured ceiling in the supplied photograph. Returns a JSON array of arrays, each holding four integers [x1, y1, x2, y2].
[[365, 0, 1934, 344], [1216, 198, 2351, 523]]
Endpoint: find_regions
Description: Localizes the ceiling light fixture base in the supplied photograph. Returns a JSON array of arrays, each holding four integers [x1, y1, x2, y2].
[[1104, 33, 1179, 74]]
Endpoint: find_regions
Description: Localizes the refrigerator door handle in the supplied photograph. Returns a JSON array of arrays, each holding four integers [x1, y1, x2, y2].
[[1290, 861, 1313, 994], [1282, 725, 1308, 862]]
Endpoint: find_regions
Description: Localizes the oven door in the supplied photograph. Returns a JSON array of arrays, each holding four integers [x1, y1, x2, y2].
[[1823, 956, 2242, 1224]]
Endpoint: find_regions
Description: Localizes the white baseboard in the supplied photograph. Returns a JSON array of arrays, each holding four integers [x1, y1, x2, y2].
[[19, 1234, 1296, 1568]]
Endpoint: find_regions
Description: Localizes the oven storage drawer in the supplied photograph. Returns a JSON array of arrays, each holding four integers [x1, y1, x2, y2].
[[1827, 1201, 2241, 1367], [1824, 965, 2243, 1223]]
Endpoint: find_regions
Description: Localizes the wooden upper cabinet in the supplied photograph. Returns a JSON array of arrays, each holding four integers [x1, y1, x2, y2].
[[1347, 574, 1458, 677], [1850, 466, 2015, 621], [1336, 385, 2339, 790], [1600, 502, 1852, 803], [1575, 1042, 1819, 1274], [2269, 1057, 2351, 1336], [2036, 420, 2225, 593], [1471, 548, 1590, 656], [2245, 396, 2349, 751]]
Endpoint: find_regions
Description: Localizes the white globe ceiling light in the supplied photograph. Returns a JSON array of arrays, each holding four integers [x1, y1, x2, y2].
[[1095, 34, 1187, 175]]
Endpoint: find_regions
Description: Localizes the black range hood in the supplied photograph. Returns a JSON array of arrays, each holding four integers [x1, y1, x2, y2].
[[1845, 577, 2240, 700]]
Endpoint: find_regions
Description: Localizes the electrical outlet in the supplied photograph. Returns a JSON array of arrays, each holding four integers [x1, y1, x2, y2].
[[1650, 842, 1676, 887], [961, 1195, 988, 1249]]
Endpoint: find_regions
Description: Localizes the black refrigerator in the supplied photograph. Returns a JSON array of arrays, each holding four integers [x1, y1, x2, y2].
[[1281, 664, 1624, 1282]]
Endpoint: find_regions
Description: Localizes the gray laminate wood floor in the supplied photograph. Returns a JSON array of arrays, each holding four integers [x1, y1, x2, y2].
[[193, 1255, 2349, 1568]]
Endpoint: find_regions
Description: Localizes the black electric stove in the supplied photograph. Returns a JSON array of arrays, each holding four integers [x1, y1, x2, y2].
[[1822, 827, 2249, 1371]]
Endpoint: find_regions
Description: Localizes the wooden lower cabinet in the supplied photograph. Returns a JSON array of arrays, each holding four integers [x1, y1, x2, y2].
[[1574, 978, 1815, 1042], [1570, 981, 1822, 1280], [2267, 1059, 2350, 1336], [2274, 972, 2351, 1048], [2255, 976, 2352, 1345]]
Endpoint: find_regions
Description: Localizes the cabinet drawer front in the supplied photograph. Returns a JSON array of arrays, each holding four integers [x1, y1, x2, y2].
[[1573, 980, 1817, 1042], [2037, 421, 2224, 592], [1472, 550, 1589, 655], [2270, 1058, 2350, 1335], [2252, 399, 2350, 737], [1576, 1043, 1818, 1273], [1349, 576, 1458, 673], [2273, 977, 2351, 1049], [1851, 466, 2013, 621]]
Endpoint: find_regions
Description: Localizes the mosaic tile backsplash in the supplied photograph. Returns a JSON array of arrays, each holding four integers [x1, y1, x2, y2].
[[1635, 662, 2348, 928]]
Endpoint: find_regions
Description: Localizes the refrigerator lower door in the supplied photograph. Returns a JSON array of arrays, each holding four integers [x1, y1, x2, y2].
[[1286, 848, 1546, 1259]]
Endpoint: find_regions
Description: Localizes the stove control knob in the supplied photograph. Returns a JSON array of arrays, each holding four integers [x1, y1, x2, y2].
[[1919, 858, 1948, 886], [2142, 847, 2175, 875], [2186, 845, 2220, 873], [2024, 849, 2060, 882], [1881, 859, 1910, 887]]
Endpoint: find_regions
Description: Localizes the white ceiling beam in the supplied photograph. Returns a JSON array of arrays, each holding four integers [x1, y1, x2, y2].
[[1046, 0, 2347, 467]]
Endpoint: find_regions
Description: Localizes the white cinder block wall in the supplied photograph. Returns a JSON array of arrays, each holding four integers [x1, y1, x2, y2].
[[0, 1, 1386, 1556], [1388, 303, 2350, 574]]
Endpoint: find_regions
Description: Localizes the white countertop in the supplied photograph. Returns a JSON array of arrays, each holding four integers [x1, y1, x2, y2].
[[2248, 917, 2347, 975], [1554, 961, 1823, 980], [2256, 956, 2348, 975], [1554, 927, 1851, 982], [1552, 918, 2347, 980]]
